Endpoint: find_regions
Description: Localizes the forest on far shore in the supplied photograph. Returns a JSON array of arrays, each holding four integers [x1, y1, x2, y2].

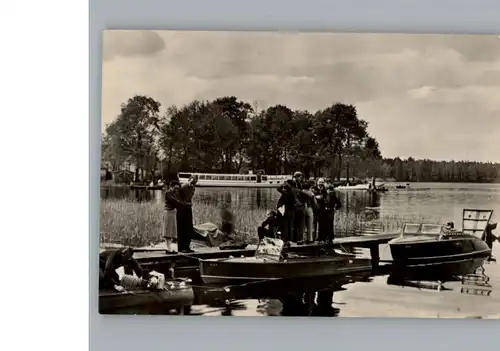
[[101, 95, 500, 184]]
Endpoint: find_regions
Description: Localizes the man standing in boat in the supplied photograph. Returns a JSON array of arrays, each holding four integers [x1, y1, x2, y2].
[[177, 175, 198, 253]]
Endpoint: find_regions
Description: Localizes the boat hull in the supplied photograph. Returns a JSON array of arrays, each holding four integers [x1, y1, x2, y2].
[[199, 256, 373, 285], [99, 286, 194, 314], [389, 236, 491, 280]]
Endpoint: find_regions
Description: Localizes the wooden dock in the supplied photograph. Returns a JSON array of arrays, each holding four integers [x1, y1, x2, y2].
[[132, 230, 399, 280]]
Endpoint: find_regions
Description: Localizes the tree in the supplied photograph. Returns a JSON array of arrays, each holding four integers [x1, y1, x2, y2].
[[313, 103, 371, 180], [102, 95, 161, 182], [211, 97, 253, 173], [103, 94, 500, 183]]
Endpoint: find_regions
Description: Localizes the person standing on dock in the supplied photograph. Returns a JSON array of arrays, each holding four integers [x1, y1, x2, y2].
[[312, 178, 326, 241], [177, 175, 198, 253], [302, 180, 318, 244], [291, 171, 309, 244], [292, 171, 304, 189], [163, 179, 191, 254], [277, 179, 313, 245], [277, 180, 297, 245], [320, 184, 342, 244]]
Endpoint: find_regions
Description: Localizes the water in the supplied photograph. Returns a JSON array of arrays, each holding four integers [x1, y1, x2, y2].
[[102, 182, 500, 225], [101, 182, 500, 318]]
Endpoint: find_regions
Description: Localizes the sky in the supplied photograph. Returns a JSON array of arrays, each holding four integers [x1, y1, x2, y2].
[[101, 30, 500, 162]]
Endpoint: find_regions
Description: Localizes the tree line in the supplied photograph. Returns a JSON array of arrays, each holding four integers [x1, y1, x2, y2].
[[101, 95, 500, 184]]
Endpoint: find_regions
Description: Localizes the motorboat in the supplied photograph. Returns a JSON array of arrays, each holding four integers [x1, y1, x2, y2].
[[335, 179, 385, 192], [388, 209, 494, 281], [199, 237, 373, 286]]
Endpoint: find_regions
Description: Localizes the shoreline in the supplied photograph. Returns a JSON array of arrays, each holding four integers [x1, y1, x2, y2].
[[101, 180, 500, 186]]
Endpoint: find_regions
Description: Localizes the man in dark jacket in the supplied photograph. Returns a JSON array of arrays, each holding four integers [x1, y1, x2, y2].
[[311, 178, 326, 240], [177, 176, 197, 253], [99, 247, 143, 291], [277, 180, 313, 245], [317, 184, 342, 244], [292, 171, 304, 189], [277, 181, 296, 244]]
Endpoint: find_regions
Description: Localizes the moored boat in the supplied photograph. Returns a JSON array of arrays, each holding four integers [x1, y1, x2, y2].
[[99, 274, 194, 314], [199, 237, 373, 285], [388, 209, 495, 281]]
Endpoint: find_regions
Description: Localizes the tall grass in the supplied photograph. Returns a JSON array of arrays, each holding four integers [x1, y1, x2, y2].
[[100, 198, 427, 247]]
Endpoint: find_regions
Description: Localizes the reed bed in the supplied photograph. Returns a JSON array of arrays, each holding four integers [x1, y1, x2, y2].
[[100, 198, 427, 247]]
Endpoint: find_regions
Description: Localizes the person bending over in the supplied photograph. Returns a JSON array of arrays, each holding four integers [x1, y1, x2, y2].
[[99, 247, 143, 292]]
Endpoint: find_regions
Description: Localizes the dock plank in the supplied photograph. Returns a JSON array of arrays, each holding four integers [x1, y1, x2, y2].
[[130, 232, 400, 263]]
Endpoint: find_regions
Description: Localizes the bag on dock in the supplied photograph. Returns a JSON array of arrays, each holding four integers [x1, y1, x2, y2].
[[192, 222, 230, 247]]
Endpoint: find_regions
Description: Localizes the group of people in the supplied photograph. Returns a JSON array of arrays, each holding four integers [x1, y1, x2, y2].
[[163, 176, 198, 254], [99, 172, 342, 292], [259, 171, 342, 246]]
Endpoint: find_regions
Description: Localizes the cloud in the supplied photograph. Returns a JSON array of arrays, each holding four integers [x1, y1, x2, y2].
[[103, 30, 165, 61], [101, 31, 500, 161]]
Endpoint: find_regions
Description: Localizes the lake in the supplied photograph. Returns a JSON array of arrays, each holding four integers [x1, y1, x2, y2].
[[185, 245, 500, 318], [102, 182, 500, 225], [101, 182, 500, 318]]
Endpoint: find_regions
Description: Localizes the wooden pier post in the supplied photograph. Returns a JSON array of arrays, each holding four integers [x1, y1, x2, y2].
[[370, 244, 380, 271]]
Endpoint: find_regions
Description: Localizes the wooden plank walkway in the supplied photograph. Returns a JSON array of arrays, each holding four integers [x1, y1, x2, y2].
[[130, 230, 399, 275], [99, 223, 400, 278]]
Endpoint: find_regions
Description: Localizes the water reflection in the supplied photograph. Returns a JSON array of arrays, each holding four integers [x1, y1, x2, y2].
[[101, 185, 384, 220], [460, 265, 493, 297], [184, 272, 373, 317], [386, 263, 493, 297], [101, 182, 500, 225], [101, 186, 158, 203], [189, 291, 342, 317]]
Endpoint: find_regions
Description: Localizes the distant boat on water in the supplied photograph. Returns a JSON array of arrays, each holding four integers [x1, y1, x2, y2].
[[335, 179, 386, 192], [395, 183, 410, 189], [178, 172, 292, 188]]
